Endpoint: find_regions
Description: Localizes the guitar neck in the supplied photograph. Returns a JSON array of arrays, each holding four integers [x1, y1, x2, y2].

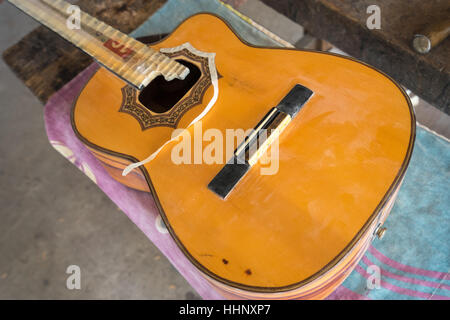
[[8, 0, 189, 89]]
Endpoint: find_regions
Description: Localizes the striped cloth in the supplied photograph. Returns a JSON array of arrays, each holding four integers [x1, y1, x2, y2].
[[44, 0, 450, 299]]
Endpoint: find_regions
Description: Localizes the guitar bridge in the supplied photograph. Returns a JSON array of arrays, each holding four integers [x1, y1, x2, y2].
[[208, 84, 314, 199]]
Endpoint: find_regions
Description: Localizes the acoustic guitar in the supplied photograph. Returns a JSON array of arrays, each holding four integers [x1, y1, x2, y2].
[[9, 0, 415, 299]]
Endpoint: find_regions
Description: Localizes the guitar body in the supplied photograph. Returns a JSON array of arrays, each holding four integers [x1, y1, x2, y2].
[[72, 14, 415, 299]]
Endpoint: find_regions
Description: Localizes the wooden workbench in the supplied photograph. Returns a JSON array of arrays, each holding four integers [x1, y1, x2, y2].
[[261, 0, 449, 115]]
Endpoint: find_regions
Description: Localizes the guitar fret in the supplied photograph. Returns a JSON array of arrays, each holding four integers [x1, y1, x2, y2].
[[121, 68, 138, 83], [116, 45, 148, 75], [96, 21, 110, 36], [167, 61, 183, 76], [146, 51, 163, 66], [160, 58, 178, 75]]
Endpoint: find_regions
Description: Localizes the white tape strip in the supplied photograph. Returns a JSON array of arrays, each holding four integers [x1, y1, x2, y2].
[[122, 42, 219, 176]]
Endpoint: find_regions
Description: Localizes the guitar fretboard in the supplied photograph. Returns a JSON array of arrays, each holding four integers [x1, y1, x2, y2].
[[8, 0, 189, 89]]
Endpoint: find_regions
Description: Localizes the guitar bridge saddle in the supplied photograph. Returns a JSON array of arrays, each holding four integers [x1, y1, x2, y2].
[[208, 84, 313, 199]]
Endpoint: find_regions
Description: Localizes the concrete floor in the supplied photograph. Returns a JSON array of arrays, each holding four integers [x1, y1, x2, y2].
[[1, 0, 449, 300], [0, 2, 199, 299]]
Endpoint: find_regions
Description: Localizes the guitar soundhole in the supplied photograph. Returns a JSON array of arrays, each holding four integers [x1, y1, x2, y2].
[[138, 59, 201, 114]]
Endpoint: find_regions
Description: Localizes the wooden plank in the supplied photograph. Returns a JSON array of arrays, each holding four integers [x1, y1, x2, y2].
[[261, 0, 450, 115], [2, 0, 166, 103]]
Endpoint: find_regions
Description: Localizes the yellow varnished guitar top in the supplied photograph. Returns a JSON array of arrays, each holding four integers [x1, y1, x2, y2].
[[72, 14, 414, 294]]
